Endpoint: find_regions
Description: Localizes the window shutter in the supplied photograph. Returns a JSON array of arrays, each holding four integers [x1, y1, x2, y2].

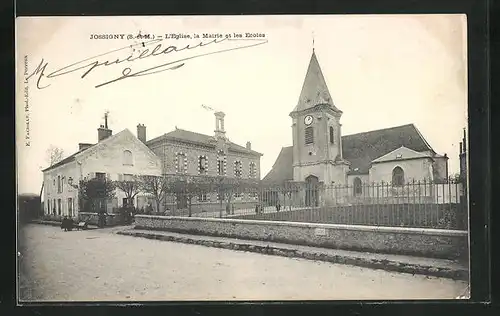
[[305, 127, 314, 144]]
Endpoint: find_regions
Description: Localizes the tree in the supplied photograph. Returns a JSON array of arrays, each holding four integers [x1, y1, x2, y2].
[[114, 176, 143, 208], [78, 177, 116, 213], [162, 175, 211, 217], [208, 176, 261, 217], [140, 175, 168, 213], [39, 146, 64, 215]]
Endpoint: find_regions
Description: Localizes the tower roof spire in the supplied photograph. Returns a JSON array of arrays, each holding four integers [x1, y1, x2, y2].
[[312, 31, 315, 52], [292, 49, 341, 113]]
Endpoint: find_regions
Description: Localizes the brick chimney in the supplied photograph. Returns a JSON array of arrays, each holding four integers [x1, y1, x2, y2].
[[137, 124, 147, 143], [78, 143, 93, 151], [214, 111, 226, 139], [246, 141, 251, 150], [97, 112, 112, 141]]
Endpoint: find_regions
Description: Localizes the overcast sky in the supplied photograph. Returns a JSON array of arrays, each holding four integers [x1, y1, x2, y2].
[[16, 14, 467, 194]]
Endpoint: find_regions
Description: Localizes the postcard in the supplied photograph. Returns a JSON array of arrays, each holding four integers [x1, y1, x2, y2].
[[16, 14, 469, 302]]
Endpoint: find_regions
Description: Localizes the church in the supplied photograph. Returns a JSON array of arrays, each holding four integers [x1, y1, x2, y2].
[[262, 49, 449, 202]]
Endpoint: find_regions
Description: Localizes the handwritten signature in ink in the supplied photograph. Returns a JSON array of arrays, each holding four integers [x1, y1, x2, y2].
[[26, 37, 268, 89]]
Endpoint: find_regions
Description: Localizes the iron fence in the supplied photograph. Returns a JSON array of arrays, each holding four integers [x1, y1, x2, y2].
[[148, 179, 467, 230]]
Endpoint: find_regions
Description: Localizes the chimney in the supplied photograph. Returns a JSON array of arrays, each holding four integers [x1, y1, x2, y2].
[[214, 111, 226, 139], [246, 141, 251, 150], [97, 112, 112, 141], [79, 143, 93, 151], [462, 128, 466, 153], [137, 124, 147, 143]]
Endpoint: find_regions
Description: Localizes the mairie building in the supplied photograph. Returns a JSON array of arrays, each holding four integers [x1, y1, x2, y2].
[[42, 112, 262, 218]]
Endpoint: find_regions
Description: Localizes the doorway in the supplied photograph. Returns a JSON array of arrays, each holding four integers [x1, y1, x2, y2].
[[305, 175, 319, 207]]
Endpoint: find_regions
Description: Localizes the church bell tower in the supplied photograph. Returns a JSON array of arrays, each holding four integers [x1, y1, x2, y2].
[[290, 49, 349, 185]]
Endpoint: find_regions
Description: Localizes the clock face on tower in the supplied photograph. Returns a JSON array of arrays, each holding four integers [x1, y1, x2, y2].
[[304, 115, 313, 126]]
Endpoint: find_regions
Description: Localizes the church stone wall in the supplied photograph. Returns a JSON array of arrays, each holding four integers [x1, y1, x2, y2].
[[369, 157, 434, 184], [432, 156, 449, 182]]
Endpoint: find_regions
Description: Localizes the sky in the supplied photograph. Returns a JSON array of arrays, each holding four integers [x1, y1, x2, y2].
[[16, 14, 467, 194]]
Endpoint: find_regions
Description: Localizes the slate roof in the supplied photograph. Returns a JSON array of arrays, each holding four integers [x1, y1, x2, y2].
[[292, 51, 341, 113], [342, 124, 434, 174], [262, 146, 294, 184], [262, 124, 435, 182], [147, 128, 263, 156]]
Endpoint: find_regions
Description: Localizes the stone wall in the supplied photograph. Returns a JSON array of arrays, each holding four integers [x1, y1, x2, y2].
[[134, 215, 468, 260]]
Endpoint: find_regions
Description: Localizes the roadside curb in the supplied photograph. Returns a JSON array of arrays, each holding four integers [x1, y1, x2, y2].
[[117, 230, 468, 281], [29, 221, 99, 230], [30, 220, 61, 227]]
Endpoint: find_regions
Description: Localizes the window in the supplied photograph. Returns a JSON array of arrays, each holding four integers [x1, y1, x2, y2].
[[249, 162, 257, 179], [305, 126, 314, 144], [198, 193, 208, 202], [123, 150, 133, 165], [353, 177, 362, 196], [392, 167, 405, 186], [96, 172, 106, 181], [175, 153, 186, 174], [57, 175, 61, 193], [329, 126, 335, 144], [234, 160, 242, 178], [47, 200, 51, 214], [68, 198, 73, 217], [57, 199, 62, 215], [198, 156, 208, 175], [52, 199, 56, 214], [217, 155, 226, 176]]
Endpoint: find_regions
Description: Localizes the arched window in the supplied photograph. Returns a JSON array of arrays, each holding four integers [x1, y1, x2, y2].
[[198, 156, 208, 175], [249, 162, 257, 178], [217, 151, 226, 176], [175, 153, 186, 174], [123, 150, 133, 165], [234, 160, 242, 178], [329, 126, 334, 144], [305, 126, 314, 144], [353, 177, 362, 196], [392, 166, 405, 186]]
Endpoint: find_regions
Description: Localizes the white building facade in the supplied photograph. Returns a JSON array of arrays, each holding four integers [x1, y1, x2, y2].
[[42, 124, 161, 218]]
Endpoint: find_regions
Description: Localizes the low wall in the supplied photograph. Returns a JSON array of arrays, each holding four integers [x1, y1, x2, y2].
[[78, 212, 125, 226], [134, 215, 468, 260]]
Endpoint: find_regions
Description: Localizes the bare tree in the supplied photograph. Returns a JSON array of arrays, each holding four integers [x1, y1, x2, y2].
[[40, 145, 65, 199], [114, 176, 143, 208], [140, 175, 168, 213]]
